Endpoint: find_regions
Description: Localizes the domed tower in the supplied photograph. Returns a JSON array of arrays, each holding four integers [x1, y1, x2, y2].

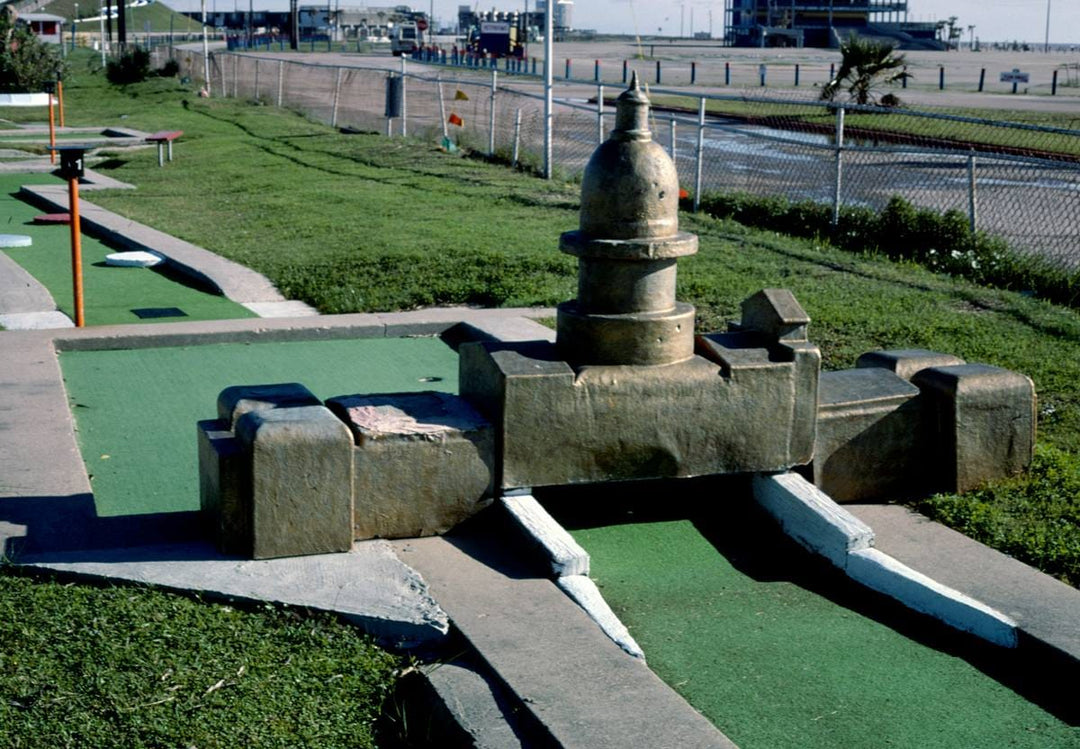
[[556, 72, 698, 366]]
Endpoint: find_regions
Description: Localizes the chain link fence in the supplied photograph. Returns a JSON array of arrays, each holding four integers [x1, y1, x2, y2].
[[162, 48, 1080, 270]]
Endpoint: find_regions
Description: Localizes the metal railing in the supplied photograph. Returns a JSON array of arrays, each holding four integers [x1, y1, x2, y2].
[[161, 47, 1080, 270]]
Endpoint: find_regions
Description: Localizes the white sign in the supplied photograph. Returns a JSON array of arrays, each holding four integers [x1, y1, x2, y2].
[[999, 68, 1030, 83], [481, 21, 510, 35]]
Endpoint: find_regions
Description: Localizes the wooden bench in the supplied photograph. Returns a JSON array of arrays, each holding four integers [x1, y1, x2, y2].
[[145, 130, 183, 167]]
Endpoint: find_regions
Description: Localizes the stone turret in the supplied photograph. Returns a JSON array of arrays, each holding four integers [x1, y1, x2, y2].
[[557, 73, 698, 366]]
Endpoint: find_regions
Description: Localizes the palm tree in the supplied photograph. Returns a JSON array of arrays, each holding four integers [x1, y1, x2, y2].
[[821, 34, 910, 106]]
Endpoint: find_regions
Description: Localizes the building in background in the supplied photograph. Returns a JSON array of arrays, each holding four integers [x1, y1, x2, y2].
[[724, 0, 942, 49]]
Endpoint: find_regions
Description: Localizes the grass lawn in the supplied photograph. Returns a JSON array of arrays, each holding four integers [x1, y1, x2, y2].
[[0, 571, 400, 748]]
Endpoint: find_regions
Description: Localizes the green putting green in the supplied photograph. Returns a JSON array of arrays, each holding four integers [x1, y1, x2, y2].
[[568, 512, 1079, 748], [61, 337, 460, 517], [1, 173, 254, 325]]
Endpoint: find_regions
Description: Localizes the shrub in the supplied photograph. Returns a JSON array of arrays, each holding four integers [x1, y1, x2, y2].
[[913, 446, 1080, 586], [158, 58, 180, 77], [696, 190, 1080, 310], [0, 11, 66, 92], [106, 46, 152, 85]]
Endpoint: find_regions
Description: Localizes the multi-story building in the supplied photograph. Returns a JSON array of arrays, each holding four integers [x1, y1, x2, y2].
[[724, 0, 942, 49]]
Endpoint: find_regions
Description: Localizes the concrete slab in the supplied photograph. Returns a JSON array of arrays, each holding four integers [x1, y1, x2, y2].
[[242, 300, 320, 317], [0, 311, 74, 329], [392, 518, 736, 749], [0, 250, 59, 314], [849, 503, 1080, 672], [398, 658, 540, 748], [16, 539, 449, 648]]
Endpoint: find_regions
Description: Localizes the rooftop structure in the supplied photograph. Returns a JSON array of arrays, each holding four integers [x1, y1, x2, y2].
[[724, 0, 943, 49]]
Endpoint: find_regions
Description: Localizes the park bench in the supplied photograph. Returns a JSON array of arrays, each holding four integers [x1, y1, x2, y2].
[[145, 130, 183, 167]]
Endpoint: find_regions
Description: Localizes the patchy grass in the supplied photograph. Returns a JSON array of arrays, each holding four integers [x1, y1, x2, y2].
[[915, 446, 1080, 587], [0, 570, 401, 748]]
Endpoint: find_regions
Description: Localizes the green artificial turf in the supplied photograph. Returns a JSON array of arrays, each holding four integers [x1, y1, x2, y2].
[[60, 337, 460, 517], [567, 511, 1079, 748], [0, 173, 254, 326]]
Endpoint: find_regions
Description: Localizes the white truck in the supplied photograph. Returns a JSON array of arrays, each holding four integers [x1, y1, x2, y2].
[[391, 22, 419, 56]]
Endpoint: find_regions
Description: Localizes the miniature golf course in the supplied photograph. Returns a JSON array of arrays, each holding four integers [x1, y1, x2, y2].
[[1, 174, 254, 326], [59, 336, 460, 518], [542, 487, 1080, 748], [59, 333, 1080, 746]]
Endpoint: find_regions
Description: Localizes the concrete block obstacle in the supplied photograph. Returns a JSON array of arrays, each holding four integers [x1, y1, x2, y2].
[[327, 391, 494, 541], [813, 349, 1036, 501], [912, 363, 1036, 493]]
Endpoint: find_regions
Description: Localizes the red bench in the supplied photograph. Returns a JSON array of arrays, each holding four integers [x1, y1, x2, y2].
[[145, 130, 183, 167]]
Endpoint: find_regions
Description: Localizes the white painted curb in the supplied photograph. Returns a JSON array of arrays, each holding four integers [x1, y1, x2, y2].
[[752, 472, 1019, 648], [753, 471, 873, 567], [848, 548, 1018, 647], [0, 93, 56, 107], [500, 494, 590, 577], [557, 575, 646, 660]]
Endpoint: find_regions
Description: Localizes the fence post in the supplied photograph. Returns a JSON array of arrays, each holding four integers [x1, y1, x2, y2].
[[656, 59, 661, 84], [694, 96, 705, 212], [566, 58, 571, 79], [939, 65, 945, 90], [832, 105, 844, 227], [623, 59, 628, 83], [277, 59, 284, 107], [691, 61, 696, 84], [438, 76, 448, 140], [967, 152, 978, 234], [1052, 69, 1058, 95], [596, 84, 604, 143], [594, 59, 600, 82], [254, 58, 259, 100], [233, 54, 239, 97], [512, 107, 522, 167], [331, 67, 343, 128], [669, 117, 676, 163], [219, 55, 226, 98], [489, 68, 497, 156], [401, 56, 408, 138], [829, 62, 835, 81], [759, 63, 766, 86], [902, 65, 908, 88], [794, 63, 800, 86], [725, 61, 730, 86], [978, 67, 985, 92]]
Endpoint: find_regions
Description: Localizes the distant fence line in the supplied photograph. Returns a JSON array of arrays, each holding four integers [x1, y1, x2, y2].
[[161, 47, 1080, 270]]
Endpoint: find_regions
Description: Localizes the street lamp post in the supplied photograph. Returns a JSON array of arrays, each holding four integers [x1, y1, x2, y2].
[[1044, 0, 1051, 53], [543, 0, 553, 179], [202, 0, 211, 94]]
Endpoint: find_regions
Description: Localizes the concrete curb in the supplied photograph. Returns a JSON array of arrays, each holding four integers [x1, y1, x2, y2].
[[19, 183, 290, 305], [556, 575, 646, 660], [499, 493, 646, 659], [17, 539, 450, 649], [752, 472, 1020, 648], [500, 494, 590, 577]]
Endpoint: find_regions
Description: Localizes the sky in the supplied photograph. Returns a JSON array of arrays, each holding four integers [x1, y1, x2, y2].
[[161, 0, 1079, 45]]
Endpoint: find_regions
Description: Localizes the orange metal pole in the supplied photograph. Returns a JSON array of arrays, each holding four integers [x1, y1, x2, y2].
[[58, 81, 65, 127], [48, 98, 56, 164], [69, 177, 85, 327]]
